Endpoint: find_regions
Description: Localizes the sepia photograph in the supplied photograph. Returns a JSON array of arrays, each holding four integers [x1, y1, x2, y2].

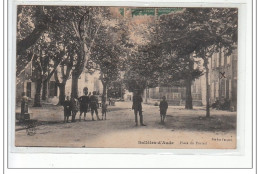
[[15, 6, 238, 149]]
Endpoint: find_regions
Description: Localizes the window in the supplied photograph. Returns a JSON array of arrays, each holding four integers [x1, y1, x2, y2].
[[227, 55, 231, 65], [226, 79, 229, 99], [216, 54, 219, 67], [173, 93, 180, 99], [215, 82, 219, 98], [221, 52, 225, 66], [220, 80, 226, 97], [49, 81, 57, 97], [211, 82, 215, 99], [213, 54, 216, 68]]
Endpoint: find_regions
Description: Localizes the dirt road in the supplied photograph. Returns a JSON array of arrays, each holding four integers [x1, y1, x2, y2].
[[15, 102, 236, 149]]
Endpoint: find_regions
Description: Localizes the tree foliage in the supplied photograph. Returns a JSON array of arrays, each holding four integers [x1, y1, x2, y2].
[[158, 8, 237, 114]]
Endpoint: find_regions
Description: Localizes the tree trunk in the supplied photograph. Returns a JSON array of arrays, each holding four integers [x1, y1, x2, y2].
[[17, 26, 47, 55], [71, 74, 79, 99], [102, 82, 107, 105], [204, 59, 210, 117], [42, 80, 48, 100], [33, 79, 42, 107], [185, 56, 194, 109], [185, 78, 193, 109], [145, 87, 148, 103], [17, 7, 48, 55], [58, 83, 66, 105]]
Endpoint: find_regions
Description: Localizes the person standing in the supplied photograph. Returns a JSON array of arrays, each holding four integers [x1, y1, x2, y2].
[[89, 92, 101, 121], [21, 92, 30, 121], [78, 87, 90, 121], [108, 97, 111, 106], [63, 96, 72, 123], [132, 89, 146, 126], [159, 96, 168, 123], [70, 97, 79, 122]]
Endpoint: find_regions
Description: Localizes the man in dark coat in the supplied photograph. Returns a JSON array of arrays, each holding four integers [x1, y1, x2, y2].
[[132, 90, 146, 126], [78, 87, 90, 121], [159, 96, 168, 123], [89, 92, 101, 121], [63, 96, 72, 123]]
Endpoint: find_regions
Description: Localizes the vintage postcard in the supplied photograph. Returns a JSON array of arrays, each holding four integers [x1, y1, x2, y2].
[[15, 6, 238, 149]]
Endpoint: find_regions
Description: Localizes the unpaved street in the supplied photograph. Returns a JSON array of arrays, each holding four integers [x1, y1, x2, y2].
[[15, 102, 236, 149]]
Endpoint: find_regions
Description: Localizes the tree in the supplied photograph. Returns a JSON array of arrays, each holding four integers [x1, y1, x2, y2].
[[157, 52, 203, 109], [158, 8, 237, 116], [30, 33, 65, 107], [54, 42, 77, 105], [188, 8, 237, 117], [107, 80, 125, 99], [64, 7, 113, 98], [123, 15, 160, 94], [124, 45, 161, 94], [87, 14, 127, 105], [156, 10, 205, 109], [16, 6, 49, 56], [16, 6, 67, 72]]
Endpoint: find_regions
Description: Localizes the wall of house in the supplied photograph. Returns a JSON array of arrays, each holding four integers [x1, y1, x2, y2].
[[208, 47, 237, 111], [146, 77, 203, 106], [16, 62, 104, 105]]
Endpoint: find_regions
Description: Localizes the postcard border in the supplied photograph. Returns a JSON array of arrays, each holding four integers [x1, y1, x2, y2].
[[3, 0, 256, 171]]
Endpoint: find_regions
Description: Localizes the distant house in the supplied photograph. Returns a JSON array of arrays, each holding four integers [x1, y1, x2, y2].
[[144, 77, 203, 106], [65, 70, 103, 97], [16, 61, 38, 104], [16, 62, 103, 104]]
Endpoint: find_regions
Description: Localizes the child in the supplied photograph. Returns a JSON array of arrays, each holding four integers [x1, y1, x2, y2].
[[102, 102, 108, 120], [89, 92, 101, 121], [159, 96, 168, 123], [63, 96, 72, 123], [71, 97, 79, 122], [78, 88, 90, 121]]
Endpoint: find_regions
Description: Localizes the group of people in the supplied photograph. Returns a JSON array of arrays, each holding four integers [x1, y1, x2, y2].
[[64, 88, 169, 125], [63, 87, 105, 123], [20, 88, 169, 125], [132, 89, 169, 126]]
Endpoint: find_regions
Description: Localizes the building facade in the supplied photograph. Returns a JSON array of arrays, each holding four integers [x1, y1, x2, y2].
[[16, 63, 103, 104], [208, 46, 237, 111]]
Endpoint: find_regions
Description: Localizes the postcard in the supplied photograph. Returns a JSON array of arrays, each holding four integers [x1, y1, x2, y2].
[[15, 6, 238, 149]]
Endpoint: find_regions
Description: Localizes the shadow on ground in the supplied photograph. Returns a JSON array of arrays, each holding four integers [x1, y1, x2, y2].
[[156, 114, 236, 132]]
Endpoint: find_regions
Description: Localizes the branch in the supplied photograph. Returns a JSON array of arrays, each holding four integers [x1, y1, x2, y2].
[[43, 51, 65, 82], [17, 7, 49, 55], [17, 53, 35, 77], [72, 21, 81, 39], [78, 10, 90, 40], [62, 63, 72, 84], [61, 66, 65, 78], [36, 57, 43, 73], [87, 19, 104, 53]]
